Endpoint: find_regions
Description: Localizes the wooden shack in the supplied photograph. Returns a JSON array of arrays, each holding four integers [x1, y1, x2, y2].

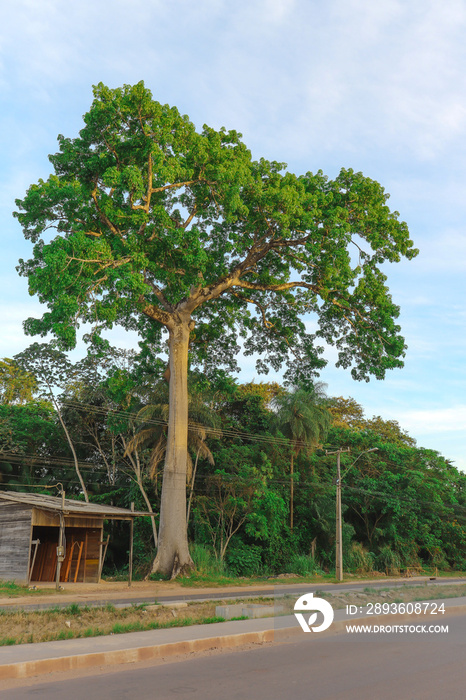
[[0, 491, 152, 584]]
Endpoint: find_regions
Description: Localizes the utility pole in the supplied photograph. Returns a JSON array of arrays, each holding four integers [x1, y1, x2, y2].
[[128, 502, 134, 588], [55, 483, 65, 591], [326, 447, 379, 583], [326, 448, 350, 582]]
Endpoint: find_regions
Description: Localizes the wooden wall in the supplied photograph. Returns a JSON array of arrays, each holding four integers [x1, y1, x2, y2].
[[30, 523, 103, 583], [0, 503, 32, 582], [32, 509, 102, 529], [63, 528, 102, 583]]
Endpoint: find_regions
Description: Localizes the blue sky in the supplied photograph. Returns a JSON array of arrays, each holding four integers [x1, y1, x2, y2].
[[1, 0, 466, 468]]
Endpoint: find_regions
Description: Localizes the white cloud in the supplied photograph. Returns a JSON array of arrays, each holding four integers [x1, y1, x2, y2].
[[0, 303, 41, 357], [413, 230, 466, 273], [396, 404, 466, 435]]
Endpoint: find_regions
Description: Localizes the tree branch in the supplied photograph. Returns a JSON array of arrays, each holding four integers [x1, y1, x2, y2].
[[130, 153, 153, 213], [231, 292, 273, 328], [139, 300, 173, 326], [143, 272, 173, 313], [91, 186, 123, 239]]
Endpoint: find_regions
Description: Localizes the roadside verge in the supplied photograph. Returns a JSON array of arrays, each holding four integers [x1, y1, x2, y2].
[[1, 596, 466, 681]]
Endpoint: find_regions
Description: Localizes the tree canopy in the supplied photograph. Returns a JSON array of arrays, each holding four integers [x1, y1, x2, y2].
[[14, 81, 418, 576], [16, 81, 417, 383]]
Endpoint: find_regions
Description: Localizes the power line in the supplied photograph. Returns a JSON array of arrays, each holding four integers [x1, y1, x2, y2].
[[60, 399, 312, 450], [3, 467, 466, 521]]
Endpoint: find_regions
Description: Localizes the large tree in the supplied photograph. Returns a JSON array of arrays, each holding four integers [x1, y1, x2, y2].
[[14, 82, 417, 576]]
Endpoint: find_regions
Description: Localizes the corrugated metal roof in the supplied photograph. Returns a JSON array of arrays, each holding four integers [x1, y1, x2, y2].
[[0, 491, 155, 519]]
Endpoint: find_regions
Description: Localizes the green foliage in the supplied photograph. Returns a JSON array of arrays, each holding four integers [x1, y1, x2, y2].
[[15, 81, 417, 384], [0, 580, 39, 597], [0, 637, 17, 646], [65, 603, 81, 616], [225, 542, 263, 577], [0, 359, 37, 405], [344, 542, 374, 573], [273, 384, 331, 450], [193, 456, 269, 560], [189, 543, 225, 576], [1, 328, 465, 581], [374, 546, 403, 573], [0, 400, 62, 490], [285, 554, 321, 576]]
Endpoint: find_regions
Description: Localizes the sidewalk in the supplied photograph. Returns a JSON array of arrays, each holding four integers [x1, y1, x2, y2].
[[1, 595, 466, 681]]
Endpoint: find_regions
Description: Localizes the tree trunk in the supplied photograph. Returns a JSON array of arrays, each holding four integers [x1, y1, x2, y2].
[[186, 447, 200, 526], [137, 473, 158, 549], [121, 436, 159, 550], [290, 451, 294, 531], [54, 398, 89, 503], [150, 319, 194, 578]]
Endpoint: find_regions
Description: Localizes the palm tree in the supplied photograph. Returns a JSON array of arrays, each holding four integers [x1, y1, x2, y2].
[[124, 380, 221, 540], [273, 384, 331, 530]]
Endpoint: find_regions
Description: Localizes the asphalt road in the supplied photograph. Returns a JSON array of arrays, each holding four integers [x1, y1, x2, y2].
[[2, 577, 463, 612], [3, 612, 465, 699]]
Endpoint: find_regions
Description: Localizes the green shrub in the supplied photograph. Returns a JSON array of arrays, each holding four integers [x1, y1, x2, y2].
[[225, 543, 263, 577], [430, 548, 448, 569], [374, 545, 403, 574], [190, 543, 225, 575], [344, 542, 374, 573], [285, 554, 321, 576]]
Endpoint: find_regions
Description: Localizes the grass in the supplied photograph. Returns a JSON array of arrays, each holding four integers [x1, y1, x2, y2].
[[178, 571, 337, 588], [0, 637, 16, 646], [413, 587, 465, 602], [1, 583, 466, 647], [177, 568, 466, 588], [0, 599, 241, 647], [0, 580, 47, 598], [178, 572, 250, 587], [0, 581, 25, 595], [0, 580, 73, 599]]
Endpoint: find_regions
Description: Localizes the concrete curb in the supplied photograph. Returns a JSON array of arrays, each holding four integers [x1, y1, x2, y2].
[[1, 602, 465, 681], [0, 629, 279, 681]]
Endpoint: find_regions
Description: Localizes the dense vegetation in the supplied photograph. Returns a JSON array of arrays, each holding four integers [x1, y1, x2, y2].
[[1, 349, 465, 578]]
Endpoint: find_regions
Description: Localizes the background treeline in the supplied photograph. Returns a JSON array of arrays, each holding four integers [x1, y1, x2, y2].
[[1, 344, 465, 578]]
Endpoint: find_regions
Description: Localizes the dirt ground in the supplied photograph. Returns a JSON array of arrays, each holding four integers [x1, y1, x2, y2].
[[0, 579, 274, 608]]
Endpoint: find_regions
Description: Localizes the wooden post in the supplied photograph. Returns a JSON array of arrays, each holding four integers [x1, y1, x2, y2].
[[82, 531, 88, 582], [28, 539, 40, 584], [98, 527, 103, 581], [290, 452, 294, 532], [128, 503, 134, 588], [326, 447, 350, 583], [55, 513, 65, 590], [55, 486, 66, 590], [98, 535, 110, 582], [335, 451, 343, 582], [73, 542, 84, 583]]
